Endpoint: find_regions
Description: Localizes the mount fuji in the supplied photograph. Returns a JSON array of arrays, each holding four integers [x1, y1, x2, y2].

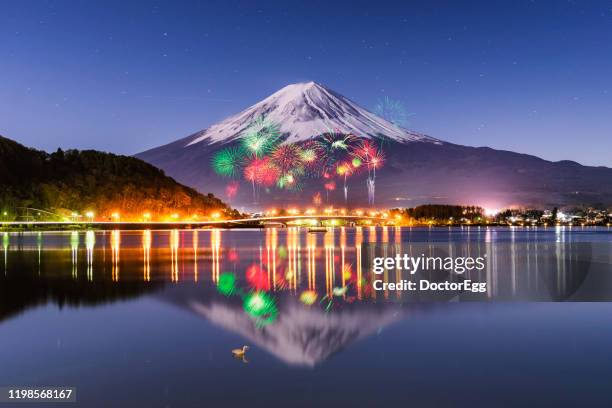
[[183, 81, 438, 146], [137, 82, 612, 210]]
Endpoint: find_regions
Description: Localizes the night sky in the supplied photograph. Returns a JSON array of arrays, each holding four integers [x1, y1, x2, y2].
[[2, 0, 611, 166]]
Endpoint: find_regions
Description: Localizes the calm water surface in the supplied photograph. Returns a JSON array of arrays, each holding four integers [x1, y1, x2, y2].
[[1, 227, 611, 407]]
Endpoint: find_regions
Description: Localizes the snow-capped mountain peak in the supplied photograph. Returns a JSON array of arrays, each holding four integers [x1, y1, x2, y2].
[[186, 81, 439, 146]]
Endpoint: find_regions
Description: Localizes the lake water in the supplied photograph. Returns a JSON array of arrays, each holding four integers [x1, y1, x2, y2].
[[1, 227, 611, 407]]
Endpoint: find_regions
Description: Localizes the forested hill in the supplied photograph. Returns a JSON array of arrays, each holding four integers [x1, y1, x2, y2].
[[0, 135, 236, 220]]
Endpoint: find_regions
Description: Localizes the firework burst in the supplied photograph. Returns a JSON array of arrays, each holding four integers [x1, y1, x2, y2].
[[318, 131, 359, 153], [299, 140, 323, 175], [225, 181, 239, 201], [373, 96, 412, 128], [277, 166, 305, 190], [244, 157, 280, 202], [271, 144, 304, 174], [315, 130, 359, 177], [209, 121, 386, 205], [212, 146, 244, 177], [336, 161, 355, 203], [369, 148, 385, 172], [241, 116, 281, 157], [350, 140, 385, 206], [324, 180, 336, 202], [277, 173, 295, 189]]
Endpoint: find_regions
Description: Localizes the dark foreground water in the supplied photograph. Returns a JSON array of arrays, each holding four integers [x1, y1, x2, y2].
[[1, 227, 611, 407]]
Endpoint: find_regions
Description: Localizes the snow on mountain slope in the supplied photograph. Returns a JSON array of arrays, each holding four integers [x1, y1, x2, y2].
[[185, 81, 440, 146]]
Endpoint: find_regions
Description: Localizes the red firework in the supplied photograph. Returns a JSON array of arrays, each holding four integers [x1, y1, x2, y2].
[[225, 181, 239, 199], [244, 157, 280, 187], [349, 139, 385, 173], [324, 181, 336, 191], [369, 148, 386, 169], [260, 158, 280, 187], [271, 144, 304, 174], [353, 140, 377, 160], [244, 160, 258, 182]]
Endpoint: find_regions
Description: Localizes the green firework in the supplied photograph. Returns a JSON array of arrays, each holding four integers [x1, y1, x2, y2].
[[240, 117, 282, 157], [212, 146, 244, 177]]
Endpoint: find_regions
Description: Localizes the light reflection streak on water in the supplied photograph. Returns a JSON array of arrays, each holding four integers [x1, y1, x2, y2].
[[324, 228, 335, 297], [142, 230, 151, 282], [266, 228, 277, 290], [111, 230, 120, 282], [381, 226, 389, 299], [192, 230, 198, 282], [511, 226, 516, 295], [368, 226, 376, 299], [37, 232, 42, 276], [340, 227, 346, 291], [86, 231, 95, 281], [486, 227, 493, 298], [170, 229, 179, 282], [355, 227, 363, 299], [287, 227, 298, 292], [1, 227, 608, 303], [71, 231, 79, 279], [210, 229, 221, 283], [307, 230, 316, 290], [3, 232, 8, 275], [394, 226, 402, 299]]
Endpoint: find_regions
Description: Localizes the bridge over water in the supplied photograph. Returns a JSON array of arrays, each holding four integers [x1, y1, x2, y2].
[[1, 215, 393, 230]]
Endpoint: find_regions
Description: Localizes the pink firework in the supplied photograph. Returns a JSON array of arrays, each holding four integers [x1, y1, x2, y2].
[[369, 148, 385, 171], [244, 157, 279, 186], [225, 181, 239, 200], [244, 159, 259, 182], [244, 157, 280, 202], [324, 180, 336, 203], [352, 140, 377, 161], [259, 157, 280, 187], [324, 181, 336, 191], [244, 161, 259, 203], [349, 139, 385, 206]]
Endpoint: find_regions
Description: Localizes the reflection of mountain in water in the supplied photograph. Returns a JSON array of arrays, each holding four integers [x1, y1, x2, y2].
[[160, 285, 407, 367], [2, 229, 611, 366]]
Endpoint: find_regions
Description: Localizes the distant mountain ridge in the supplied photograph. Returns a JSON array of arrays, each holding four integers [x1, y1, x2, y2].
[[0, 135, 233, 219], [137, 82, 612, 209]]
